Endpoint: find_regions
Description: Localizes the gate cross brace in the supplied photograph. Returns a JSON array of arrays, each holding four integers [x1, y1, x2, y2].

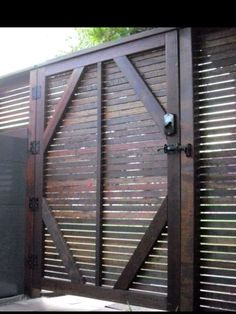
[[114, 56, 166, 138], [114, 196, 167, 290], [43, 66, 85, 152], [42, 198, 85, 284]]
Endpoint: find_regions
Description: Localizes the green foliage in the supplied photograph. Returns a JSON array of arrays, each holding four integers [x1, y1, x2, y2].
[[64, 27, 152, 53]]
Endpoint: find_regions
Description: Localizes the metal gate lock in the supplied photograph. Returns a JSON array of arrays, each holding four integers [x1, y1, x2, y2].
[[158, 143, 192, 157]]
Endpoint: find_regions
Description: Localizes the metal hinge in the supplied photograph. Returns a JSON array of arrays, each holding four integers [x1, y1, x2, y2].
[[27, 254, 38, 269], [30, 141, 40, 155], [29, 197, 39, 211], [31, 85, 41, 100]]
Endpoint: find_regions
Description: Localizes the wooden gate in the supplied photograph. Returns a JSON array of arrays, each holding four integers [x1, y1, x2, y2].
[[24, 28, 195, 311], [3, 27, 236, 311]]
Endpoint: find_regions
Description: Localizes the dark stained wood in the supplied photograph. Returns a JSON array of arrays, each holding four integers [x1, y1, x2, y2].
[[103, 124, 160, 137], [0, 28, 202, 310], [104, 167, 167, 178], [103, 212, 162, 220], [42, 278, 167, 310], [0, 29, 177, 82], [165, 30, 181, 312], [45, 33, 166, 76], [32, 67, 46, 294], [42, 198, 85, 284], [24, 69, 37, 297], [114, 197, 167, 290], [103, 190, 166, 198], [4, 27, 236, 312], [200, 282, 236, 295], [104, 70, 166, 88], [104, 63, 166, 80], [43, 67, 84, 152], [130, 283, 167, 294], [95, 62, 103, 286], [114, 56, 166, 136], [198, 27, 236, 41], [200, 299, 236, 311], [104, 113, 152, 126], [179, 27, 197, 311]]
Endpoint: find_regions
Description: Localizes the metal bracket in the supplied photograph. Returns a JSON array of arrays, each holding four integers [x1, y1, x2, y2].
[[27, 254, 38, 269], [32, 85, 41, 100], [30, 141, 40, 155], [158, 143, 192, 157], [29, 197, 39, 211]]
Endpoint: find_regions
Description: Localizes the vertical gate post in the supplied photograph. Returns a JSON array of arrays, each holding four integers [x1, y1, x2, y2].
[[25, 69, 37, 296], [95, 62, 103, 286], [179, 27, 198, 311], [32, 67, 46, 293], [166, 30, 181, 312], [25, 68, 46, 297]]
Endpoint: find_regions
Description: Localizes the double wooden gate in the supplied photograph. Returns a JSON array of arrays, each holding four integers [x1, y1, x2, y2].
[[24, 28, 195, 311]]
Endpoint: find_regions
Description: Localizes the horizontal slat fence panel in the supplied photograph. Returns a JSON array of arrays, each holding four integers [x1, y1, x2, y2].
[[194, 27, 236, 312], [0, 75, 30, 130], [43, 65, 98, 285], [2, 26, 236, 311], [129, 227, 168, 296], [101, 47, 167, 294], [0, 29, 179, 310], [45, 70, 72, 127], [42, 44, 168, 309]]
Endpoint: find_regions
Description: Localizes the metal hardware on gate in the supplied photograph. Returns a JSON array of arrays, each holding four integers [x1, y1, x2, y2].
[[31, 85, 41, 100], [27, 254, 38, 269], [164, 113, 176, 136], [29, 197, 39, 211], [30, 141, 40, 155], [157, 143, 192, 157]]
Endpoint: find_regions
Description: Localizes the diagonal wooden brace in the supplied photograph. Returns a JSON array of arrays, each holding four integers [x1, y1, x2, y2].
[[114, 56, 166, 138], [43, 66, 85, 152], [114, 196, 167, 290], [42, 198, 85, 284]]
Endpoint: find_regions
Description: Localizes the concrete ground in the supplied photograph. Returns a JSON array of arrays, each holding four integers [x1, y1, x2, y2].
[[0, 294, 157, 311]]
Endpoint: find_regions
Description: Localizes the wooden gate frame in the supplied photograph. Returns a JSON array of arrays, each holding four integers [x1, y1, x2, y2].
[[24, 27, 197, 311]]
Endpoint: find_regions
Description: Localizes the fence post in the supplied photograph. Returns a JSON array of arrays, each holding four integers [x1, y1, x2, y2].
[[166, 29, 181, 311], [24, 69, 38, 297], [32, 67, 46, 293], [95, 62, 103, 286], [179, 27, 198, 311], [25, 68, 45, 297]]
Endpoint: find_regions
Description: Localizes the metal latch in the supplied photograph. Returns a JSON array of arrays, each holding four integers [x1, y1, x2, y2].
[[157, 143, 192, 157]]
